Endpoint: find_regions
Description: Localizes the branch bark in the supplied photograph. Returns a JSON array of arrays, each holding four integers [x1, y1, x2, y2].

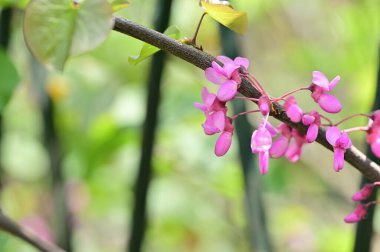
[[112, 16, 380, 182], [0, 211, 65, 252]]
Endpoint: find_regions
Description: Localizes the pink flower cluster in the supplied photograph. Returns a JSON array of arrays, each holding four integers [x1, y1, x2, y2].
[[344, 182, 380, 223], [195, 55, 380, 224], [195, 56, 249, 156]]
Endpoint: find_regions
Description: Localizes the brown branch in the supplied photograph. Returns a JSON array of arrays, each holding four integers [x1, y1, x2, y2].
[[0, 211, 65, 252], [112, 16, 380, 182]]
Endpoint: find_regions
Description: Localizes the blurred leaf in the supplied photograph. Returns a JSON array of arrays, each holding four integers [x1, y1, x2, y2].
[[0, 0, 30, 7], [129, 26, 181, 65], [110, 0, 129, 12], [0, 48, 19, 113], [201, 1, 247, 34], [24, 0, 113, 71]]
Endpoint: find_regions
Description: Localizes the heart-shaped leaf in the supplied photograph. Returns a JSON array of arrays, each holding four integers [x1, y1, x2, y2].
[[24, 0, 113, 71], [129, 26, 181, 65], [0, 48, 19, 112], [201, 1, 247, 34]]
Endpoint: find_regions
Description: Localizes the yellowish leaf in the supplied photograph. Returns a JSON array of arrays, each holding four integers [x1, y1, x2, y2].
[[201, 1, 247, 34]]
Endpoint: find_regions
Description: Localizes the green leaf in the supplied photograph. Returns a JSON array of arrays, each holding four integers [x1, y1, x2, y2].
[[110, 0, 129, 12], [0, 48, 19, 113], [201, 1, 247, 34], [24, 0, 113, 71], [129, 26, 181, 65]]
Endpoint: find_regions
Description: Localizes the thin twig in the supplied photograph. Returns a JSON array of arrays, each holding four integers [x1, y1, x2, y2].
[[0, 211, 65, 252], [112, 16, 380, 182]]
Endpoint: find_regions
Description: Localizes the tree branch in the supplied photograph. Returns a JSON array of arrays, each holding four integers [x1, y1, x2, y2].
[[112, 16, 380, 182], [0, 211, 65, 252]]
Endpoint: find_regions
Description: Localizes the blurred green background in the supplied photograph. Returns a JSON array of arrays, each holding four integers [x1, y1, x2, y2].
[[0, 0, 379, 251]]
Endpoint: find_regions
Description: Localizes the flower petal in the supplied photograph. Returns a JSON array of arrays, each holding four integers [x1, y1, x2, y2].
[[302, 114, 315, 126], [215, 131, 233, 156], [326, 126, 341, 146], [371, 140, 380, 158], [328, 75, 340, 91], [258, 96, 270, 116], [205, 67, 228, 85], [203, 111, 225, 135], [234, 57, 249, 70], [352, 184, 374, 202], [286, 104, 303, 123], [338, 132, 352, 149], [194, 102, 207, 112], [251, 128, 272, 153], [306, 123, 319, 143], [285, 141, 302, 163], [270, 136, 290, 158], [259, 151, 269, 175], [344, 205, 367, 223], [216, 55, 233, 65], [312, 71, 330, 90], [217, 80, 238, 102], [333, 148, 345, 172], [318, 94, 342, 113]]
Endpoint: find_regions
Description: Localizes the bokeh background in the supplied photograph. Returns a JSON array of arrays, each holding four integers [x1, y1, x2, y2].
[[0, 0, 380, 251]]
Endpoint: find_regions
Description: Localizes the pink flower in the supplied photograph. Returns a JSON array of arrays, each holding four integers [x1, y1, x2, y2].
[[258, 96, 271, 116], [310, 71, 342, 113], [215, 118, 234, 156], [195, 88, 234, 156], [251, 125, 272, 175], [326, 126, 352, 172], [202, 111, 226, 135], [302, 110, 321, 143], [352, 184, 374, 202], [366, 110, 380, 158], [285, 129, 307, 162], [344, 205, 367, 223], [194, 87, 226, 115], [259, 119, 278, 136], [284, 96, 303, 123], [270, 123, 292, 158], [205, 56, 249, 102]]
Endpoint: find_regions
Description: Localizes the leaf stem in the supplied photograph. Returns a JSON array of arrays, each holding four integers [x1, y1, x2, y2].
[[191, 12, 207, 46], [232, 109, 260, 120], [271, 87, 310, 102], [334, 113, 371, 126], [344, 126, 369, 134]]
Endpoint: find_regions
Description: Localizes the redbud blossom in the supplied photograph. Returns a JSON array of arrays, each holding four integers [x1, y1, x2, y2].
[[284, 96, 303, 122], [302, 110, 321, 143], [366, 110, 380, 158], [202, 111, 226, 135], [344, 205, 367, 223], [310, 71, 342, 113], [215, 118, 234, 156], [194, 87, 226, 115], [326, 126, 352, 172], [258, 96, 270, 116], [251, 124, 272, 175], [285, 129, 307, 163], [270, 123, 292, 158], [195, 87, 234, 157], [205, 56, 249, 102], [352, 184, 374, 202]]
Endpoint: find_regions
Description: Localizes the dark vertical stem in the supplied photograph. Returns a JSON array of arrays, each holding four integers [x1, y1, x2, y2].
[[353, 47, 380, 252], [127, 0, 173, 251], [0, 7, 13, 203], [219, 26, 272, 252], [0, 7, 12, 49], [29, 58, 73, 252]]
